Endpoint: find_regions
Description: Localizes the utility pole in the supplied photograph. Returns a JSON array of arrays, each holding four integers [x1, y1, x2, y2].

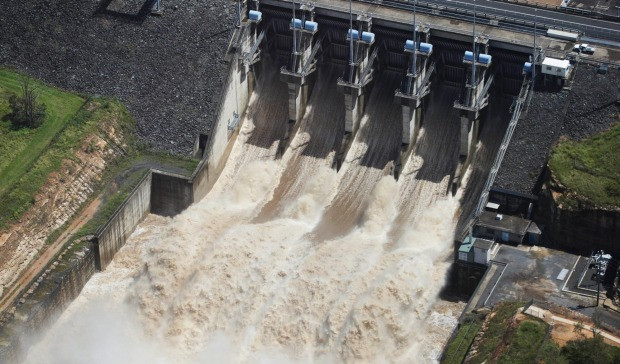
[[596, 251, 601, 306], [472, 0, 477, 106], [533, 9, 537, 85], [349, 0, 354, 83], [409, 0, 417, 95], [292, 0, 297, 71]]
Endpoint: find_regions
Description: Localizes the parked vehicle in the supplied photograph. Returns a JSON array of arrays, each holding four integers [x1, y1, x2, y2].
[[573, 44, 596, 54]]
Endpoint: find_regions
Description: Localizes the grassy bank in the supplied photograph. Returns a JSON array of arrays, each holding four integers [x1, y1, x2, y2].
[[0, 67, 198, 232], [0, 68, 84, 196], [549, 124, 620, 207], [0, 96, 132, 230], [442, 315, 483, 364]]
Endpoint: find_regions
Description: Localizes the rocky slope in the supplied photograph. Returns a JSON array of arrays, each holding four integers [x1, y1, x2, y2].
[[0, 0, 235, 155]]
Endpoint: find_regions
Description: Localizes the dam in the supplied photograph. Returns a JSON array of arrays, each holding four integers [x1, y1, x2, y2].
[[5, 0, 618, 363]]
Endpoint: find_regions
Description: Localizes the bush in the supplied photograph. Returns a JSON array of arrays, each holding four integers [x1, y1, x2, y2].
[[9, 77, 47, 128], [561, 335, 620, 364]]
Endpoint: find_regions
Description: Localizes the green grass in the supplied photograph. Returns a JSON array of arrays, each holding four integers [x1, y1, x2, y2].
[[537, 338, 567, 364], [0, 68, 84, 195], [498, 319, 548, 364], [549, 124, 620, 207], [0, 97, 134, 230], [0, 67, 199, 235], [469, 302, 522, 364], [442, 315, 483, 364]]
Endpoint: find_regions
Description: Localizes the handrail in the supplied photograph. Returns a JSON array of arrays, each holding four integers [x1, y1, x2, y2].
[[359, 46, 379, 85]]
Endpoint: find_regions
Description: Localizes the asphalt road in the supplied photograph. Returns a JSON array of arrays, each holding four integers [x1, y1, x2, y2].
[[377, 0, 620, 42]]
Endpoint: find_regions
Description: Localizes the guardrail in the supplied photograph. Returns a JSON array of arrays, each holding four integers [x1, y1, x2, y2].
[[499, 0, 620, 21], [360, 0, 620, 40]]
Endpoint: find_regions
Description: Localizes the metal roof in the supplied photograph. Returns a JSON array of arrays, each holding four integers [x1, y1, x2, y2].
[[459, 236, 475, 253], [477, 211, 532, 236], [542, 57, 570, 69]]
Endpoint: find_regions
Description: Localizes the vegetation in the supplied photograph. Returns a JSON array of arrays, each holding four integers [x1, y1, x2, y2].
[[7, 76, 47, 129], [467, 302, 522, 364], [0, 67, 198, 232], [0, 68, 84, 197], [0, 97, 130, 230], [498, 319, 548, 363], [442, 315, 483, 364], [442, 302, 620, 364], [561, 335, 620, 364], [549, 124, 620, 207]]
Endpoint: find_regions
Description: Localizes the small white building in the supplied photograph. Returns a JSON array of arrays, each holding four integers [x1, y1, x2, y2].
[[541, 57, 571, 78], [473, 239, 495, 266]]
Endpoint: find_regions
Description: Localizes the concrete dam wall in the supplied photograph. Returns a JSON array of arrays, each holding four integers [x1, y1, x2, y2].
[[2, 1, 543, 361]]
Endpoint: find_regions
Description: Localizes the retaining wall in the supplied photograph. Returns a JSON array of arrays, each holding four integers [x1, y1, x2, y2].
[[537, 181, 620, 255], [150, 171, 193, 217], [93, 172, 152, 270], [0, 243, 96, 363]]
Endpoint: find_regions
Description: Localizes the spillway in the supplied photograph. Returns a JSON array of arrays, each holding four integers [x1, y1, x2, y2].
[[309, 72, 402, 241], [389, 85, 461, 243], [23, 53, 514, 363]]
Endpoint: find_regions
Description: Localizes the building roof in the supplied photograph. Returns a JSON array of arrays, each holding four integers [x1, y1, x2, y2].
[[542, 57, 570, 69], [473, 238, 495, 250], [486, 202, 500, 210], [459, 236, 475, 253], [477, 211, 532, 236], [526, 222, 542, 235]]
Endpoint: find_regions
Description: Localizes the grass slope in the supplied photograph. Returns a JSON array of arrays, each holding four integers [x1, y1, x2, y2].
[[0, 98, 133, 230], [0, 68, 84, 195], [498, 319, 548, 363], [549, 124, 620, 207], [442, 315, 483, 364]]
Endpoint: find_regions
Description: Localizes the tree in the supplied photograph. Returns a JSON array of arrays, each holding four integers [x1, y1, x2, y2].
[[9, 76, 46, 128]]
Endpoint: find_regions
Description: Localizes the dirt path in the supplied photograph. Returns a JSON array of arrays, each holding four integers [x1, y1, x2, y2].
[[0, 196, 102, 313]]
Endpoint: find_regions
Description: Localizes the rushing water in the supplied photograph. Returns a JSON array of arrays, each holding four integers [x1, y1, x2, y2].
[[23, 62, 505, 363]]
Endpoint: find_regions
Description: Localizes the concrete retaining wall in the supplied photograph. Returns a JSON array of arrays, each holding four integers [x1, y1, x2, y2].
[[94, 172, 152, 270], [194, 51, 252, 201], [0, 243, 96, 363], [150, 171, 193, 217], [537, 182, 620, 255]]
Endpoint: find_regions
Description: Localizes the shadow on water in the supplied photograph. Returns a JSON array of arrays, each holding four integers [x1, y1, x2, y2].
[[306, 70, 403, 241], [243, 59, 290, 152], [399, 84, 461, 186], [299, 65, 346, 160], [252, 64, 346, 222], [455, 95, 512, 233], [356, 71, 402, 170]]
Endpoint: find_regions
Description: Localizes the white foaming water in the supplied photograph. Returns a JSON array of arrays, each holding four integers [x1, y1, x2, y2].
[[25, 68, 465, 363]]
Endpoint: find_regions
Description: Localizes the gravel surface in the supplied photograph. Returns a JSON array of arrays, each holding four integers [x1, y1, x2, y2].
[[494, 64, 620, 195], [0, 0, 236, 155]]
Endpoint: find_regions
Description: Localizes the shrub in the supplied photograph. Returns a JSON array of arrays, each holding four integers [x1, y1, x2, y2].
[[9, 77, 46, 128]]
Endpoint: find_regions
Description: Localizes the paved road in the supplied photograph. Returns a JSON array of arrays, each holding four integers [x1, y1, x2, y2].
[[376, 0, 620, 41]]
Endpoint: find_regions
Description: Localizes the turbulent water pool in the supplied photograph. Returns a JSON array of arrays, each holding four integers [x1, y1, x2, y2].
[[24, 62, 504, 363]]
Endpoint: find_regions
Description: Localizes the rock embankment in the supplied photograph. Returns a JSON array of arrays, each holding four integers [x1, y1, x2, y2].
[[495, 64, 619, 196], [0, 0, 235, 155]]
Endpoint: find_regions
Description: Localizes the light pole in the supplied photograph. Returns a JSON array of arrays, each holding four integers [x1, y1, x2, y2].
[[472, 0, 477, 104], [292, 0, 297, 71], [349, 0, 354, 83]]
